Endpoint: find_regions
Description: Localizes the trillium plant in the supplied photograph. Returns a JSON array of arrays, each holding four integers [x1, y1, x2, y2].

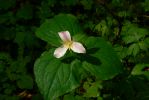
[[35, 14, 124, 100], [54, 31, 86, 58]]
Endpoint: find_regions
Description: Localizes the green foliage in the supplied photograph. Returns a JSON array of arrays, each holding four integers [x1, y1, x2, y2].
[[131, 64, 149, 79], [1, 0, 149, 100], [0, 0, 16, 10], [115, 21, 149, 58], [94, 17, 118, 40], [0, 52, 33, 99], [142, 0, 149, 12], [122, 21, 148, 44]]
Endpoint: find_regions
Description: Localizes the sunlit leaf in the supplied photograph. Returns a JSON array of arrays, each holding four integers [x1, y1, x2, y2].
[[127, 43, 140, 56], [83, 81, 102, 97], [131, 64, 149, 79]]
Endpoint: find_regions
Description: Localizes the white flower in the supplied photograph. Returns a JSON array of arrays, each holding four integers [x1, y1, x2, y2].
[[54, 31, 86, 58]]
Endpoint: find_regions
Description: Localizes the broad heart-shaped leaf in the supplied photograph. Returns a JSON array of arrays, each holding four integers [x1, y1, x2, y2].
[[36, 14, 83, 46], [34, 51, 82, 100], [82, 37, 123, 80]]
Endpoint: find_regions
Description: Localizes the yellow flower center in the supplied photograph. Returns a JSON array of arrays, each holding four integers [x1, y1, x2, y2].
[[64, 41, 73, 49]]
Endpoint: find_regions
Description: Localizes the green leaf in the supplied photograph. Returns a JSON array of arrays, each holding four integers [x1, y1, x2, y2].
[[36, 14, 83, 46], [118, 11, 131, 17], [131, 64, 149, 79], [122, 35, 138, 44], [94, 20, 109, 36], [144, 37, 149, 45], [127, 43, 140, 56], [83, 81, 102, 97], [34, 51, 82, 100], [114, 45, 128, 59], [82, 37, 122, 80], [122, 21, 148, 44], [14, 32, 25, 45], [142, 0, 149, 12], [17, 75, 33, 89], [138, 41, 148, 51]]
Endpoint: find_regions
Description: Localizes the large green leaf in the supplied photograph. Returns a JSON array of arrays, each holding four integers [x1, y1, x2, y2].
[[34, 51, 82, 100], [36, 14, 83, 46], [82, 37, 123, 80]]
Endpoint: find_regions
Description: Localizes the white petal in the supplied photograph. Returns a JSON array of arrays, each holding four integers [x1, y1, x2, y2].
[[54, 46, 68, 58], [71, 42, 86, 53], [58, 31, 71, 42]]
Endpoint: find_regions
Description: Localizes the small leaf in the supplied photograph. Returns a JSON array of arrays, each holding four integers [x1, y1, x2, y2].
[[138, 41, 148, 51], [122, 35, 137, 44], [127, 43, 140, 56], [83, 81, 101, 97], [17, 75, 33, 89], [94, 20, 109, 36], [131, 64, 149, 79]]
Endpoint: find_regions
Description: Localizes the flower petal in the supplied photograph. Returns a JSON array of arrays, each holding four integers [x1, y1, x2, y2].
[[71, 42, 86, 53], [54, 46, 68, 58], [58, 31, 71, 42]]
